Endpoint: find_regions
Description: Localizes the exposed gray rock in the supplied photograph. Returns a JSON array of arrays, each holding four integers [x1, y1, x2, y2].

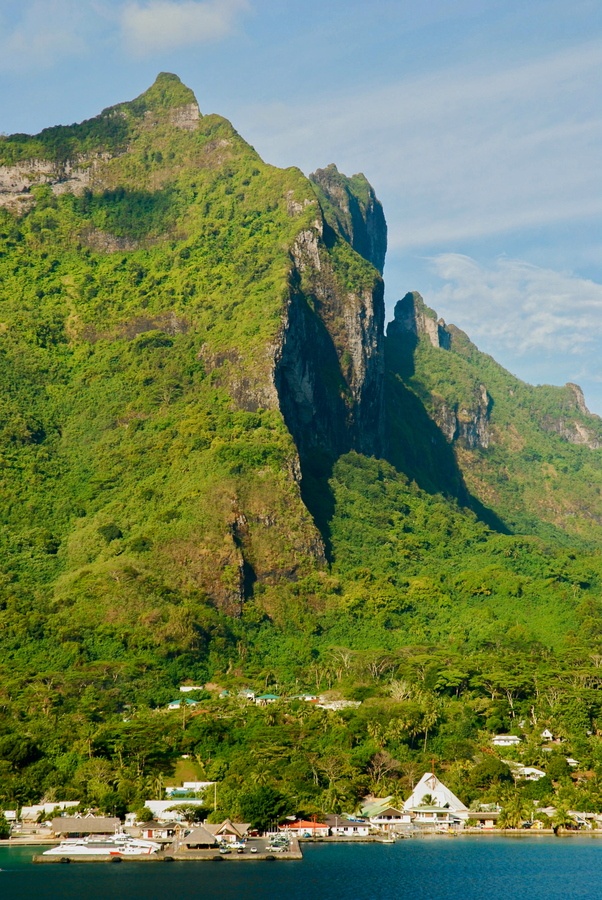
[[275, 211, 386, 462], [167, 102, 200, 131], [432, 384, 491, 450], [309, 164, 387, 274], [388, 291, 450, 349]]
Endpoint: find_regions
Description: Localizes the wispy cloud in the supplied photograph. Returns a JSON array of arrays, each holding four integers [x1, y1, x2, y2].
[[428, 253, 602, 358], [120, 0, 250, 55], [236, 39, 602, 252], [0, 0, 89, 71]]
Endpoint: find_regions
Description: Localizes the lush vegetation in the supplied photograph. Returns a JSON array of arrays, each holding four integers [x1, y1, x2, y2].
[[1, 76, 602, 826], [386, 294, 602, 547]]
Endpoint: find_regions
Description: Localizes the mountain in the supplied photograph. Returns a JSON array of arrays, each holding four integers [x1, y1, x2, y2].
[[386, 291, 602, 545], [3, 75, 602, 815]]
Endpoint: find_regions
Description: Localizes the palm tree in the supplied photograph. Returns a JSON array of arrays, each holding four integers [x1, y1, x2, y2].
[[552, 804, 575, 834], [499, 793, 527, 830]]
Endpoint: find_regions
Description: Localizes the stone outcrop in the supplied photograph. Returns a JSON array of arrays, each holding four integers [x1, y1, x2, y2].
[[540, 383, 602, 449], [388, 291, 450, 349], [167, 102, 200, 131], [431, 384, 491, 450], [0, 156, 105, 210], [387, 291, 490, 450], [274, 212, 386, 465], [309, 164, 387, 274]]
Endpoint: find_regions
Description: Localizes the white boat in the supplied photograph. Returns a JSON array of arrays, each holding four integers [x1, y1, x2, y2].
[[43, 832, 161, 857]]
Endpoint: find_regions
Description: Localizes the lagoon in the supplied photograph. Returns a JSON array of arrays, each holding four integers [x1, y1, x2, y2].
[[2, 837, 602, 899]]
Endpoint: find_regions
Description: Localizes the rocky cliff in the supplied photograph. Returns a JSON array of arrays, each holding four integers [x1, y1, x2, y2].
[[275, 214, 386, 467], [386, 289, 602, 544], [309, 163, 387, 274], [387, 291, 490, 450], [0, 73, 390, 616]]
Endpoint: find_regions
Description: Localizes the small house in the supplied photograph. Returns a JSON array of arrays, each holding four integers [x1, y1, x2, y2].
[[324, 815, 370, 837], [137, 821, 178, 841], [254, 693, 280, 706], [465, 810, 500, 829], [167, 698, 198, 710], [514, 766, 546, 781], [367, 806, 410, 831], [282, 819, 329, 837], [492, 734, 521, 747], [205, 819, 250, 843]]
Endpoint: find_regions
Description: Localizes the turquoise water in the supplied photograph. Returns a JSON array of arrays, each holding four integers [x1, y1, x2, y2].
[[2, 837, 602, 899]]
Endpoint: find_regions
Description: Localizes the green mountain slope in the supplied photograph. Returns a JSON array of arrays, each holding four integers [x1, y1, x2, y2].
[[3, 76, 602, 816], [386, 292, 602, 545]]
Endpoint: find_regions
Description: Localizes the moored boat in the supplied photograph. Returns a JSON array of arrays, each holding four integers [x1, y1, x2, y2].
[[43, 832, 161, 857]]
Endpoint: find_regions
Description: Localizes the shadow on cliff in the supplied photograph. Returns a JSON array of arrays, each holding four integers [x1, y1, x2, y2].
[[385, 330, 510, 535], [298, 451, 337, 562]]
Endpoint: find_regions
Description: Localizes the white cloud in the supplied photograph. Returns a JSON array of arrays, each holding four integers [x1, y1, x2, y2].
[[121, 0, 249, 54], [0, 1, 88, 71], [428, 253, 602, 359], [235, 39, 602, 252]]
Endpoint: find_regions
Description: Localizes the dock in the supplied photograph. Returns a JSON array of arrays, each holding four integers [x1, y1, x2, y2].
[[33, 837, 303, 863]]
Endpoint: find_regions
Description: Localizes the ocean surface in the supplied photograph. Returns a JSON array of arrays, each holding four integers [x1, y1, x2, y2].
[[1, 836, 602, 900]]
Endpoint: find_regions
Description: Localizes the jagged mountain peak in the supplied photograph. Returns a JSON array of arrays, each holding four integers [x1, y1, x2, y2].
[[388, 290, 450, 350], [309, 163, 387, 273], [111, 72, 201, 121]]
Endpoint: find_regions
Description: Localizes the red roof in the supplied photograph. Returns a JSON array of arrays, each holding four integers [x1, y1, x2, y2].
[[282, 820, 327, 830]]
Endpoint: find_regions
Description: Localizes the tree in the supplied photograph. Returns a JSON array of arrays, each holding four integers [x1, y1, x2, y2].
[[0, 812, 10, 839], [499, 794, 528, 829], [547, 754, 571, 781], [238, 786, 290, 833], [367, 751, 401, 787], [470, 757, 513, 789], [552, 804, 575, 833], [133, 806, 154, 823]]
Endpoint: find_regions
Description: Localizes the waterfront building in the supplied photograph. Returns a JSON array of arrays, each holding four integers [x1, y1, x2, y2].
[[50, 815, 121, 838], [324, 815, 371, 837], [281, 820, 329, 837]]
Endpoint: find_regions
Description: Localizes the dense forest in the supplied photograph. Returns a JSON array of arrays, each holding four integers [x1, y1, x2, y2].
[[1, 74, 602, 828]]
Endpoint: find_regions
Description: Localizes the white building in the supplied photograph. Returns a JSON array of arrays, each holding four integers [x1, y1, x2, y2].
[[324, 815, 371, 837], [513, 766, 546, 781], [404, 773, 468, 814], [403, 773, 469, 829], [20, 801, 80, 822], [143, 799, 211, 822], [492, 734, 521, 747]]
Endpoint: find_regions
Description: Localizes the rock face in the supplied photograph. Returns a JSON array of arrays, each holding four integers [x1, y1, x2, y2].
[[540, 383, 602, 449], [432, 384, 491, 450], [387, 291, 490, 450], [388, 291, 450, 350], [0, 157, 101, 210], [274, 212, 386, 467], [309, 164, 387, 274]]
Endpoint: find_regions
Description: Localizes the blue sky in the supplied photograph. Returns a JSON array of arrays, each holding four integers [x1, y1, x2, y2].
[[2, 0, 602, 411]]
